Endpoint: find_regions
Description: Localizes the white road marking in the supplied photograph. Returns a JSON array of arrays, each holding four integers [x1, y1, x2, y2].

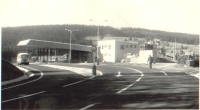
[[116, 75, 122, 77], [160, 71, 167, 76], [109, 65, 144, 94], [185, 72, 199, 78], [136, 77, 142, 82], [79, 104, 96, 110], [116, 71, 122, 77], [2, 91, 46, 103], [125, 67, 144, 76], [63, 76, 95, 87], [110, 66, 144, 76], [2, 67, 44, 90], [117, 83, 135, 94], [117, 76, 142, 94]]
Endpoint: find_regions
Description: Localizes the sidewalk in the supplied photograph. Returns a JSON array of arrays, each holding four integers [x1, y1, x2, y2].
[[41, 64, 103, 76]]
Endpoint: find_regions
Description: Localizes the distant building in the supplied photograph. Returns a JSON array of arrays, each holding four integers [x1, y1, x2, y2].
[[98, 40, 139, 63]]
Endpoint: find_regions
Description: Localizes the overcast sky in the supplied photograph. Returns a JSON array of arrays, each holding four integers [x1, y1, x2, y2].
[[0, 0, 199, 34]]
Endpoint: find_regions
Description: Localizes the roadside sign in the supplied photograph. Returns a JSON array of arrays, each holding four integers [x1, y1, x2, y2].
[[91, 46, 97, 52]]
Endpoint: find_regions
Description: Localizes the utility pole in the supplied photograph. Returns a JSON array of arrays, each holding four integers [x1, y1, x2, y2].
[[173, 38, 177, 61]]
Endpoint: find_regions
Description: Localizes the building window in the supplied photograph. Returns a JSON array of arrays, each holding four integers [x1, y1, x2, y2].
[[102, 45, 104, 49], [109, 45, 111, 49], [126, 45, 128, 48], [130, 45, 133, 48], [120, 45, 124, 50], [134, 45, 137, 48], [105, 45, 107, 48]]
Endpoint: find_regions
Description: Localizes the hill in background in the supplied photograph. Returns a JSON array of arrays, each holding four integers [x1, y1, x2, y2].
[[2, 25, 199, 61]]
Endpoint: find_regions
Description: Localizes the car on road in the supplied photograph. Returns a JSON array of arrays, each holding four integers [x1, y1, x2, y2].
[[17, 53, 30, 65]]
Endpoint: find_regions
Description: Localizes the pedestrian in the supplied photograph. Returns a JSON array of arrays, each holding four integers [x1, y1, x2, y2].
[[147, 55, 153, 69]]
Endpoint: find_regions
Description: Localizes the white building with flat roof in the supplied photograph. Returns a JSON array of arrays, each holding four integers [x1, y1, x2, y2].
[[98, 40, 139, 63]]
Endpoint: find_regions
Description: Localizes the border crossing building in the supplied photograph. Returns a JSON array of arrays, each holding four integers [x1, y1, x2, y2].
[[98, 40, 139, 63], [17, 39, 94, 63]]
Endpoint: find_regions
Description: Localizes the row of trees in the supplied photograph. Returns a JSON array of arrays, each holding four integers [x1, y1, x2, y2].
[[121, 28, 199, 45], [2, 25, 199, 61]]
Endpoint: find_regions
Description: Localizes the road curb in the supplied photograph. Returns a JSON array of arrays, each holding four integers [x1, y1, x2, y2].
[[2, 67, 35, 86]]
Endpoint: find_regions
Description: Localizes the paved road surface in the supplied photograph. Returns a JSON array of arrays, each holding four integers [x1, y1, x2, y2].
[[2, 63, 199, 109]]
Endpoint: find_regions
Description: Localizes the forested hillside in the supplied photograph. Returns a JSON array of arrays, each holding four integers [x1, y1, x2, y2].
[[121, 28, 199, 44], [2, 25, 199, 61]]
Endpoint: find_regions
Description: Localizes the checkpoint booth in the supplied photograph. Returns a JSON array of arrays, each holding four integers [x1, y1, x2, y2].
[[17, 39, 94, 63]]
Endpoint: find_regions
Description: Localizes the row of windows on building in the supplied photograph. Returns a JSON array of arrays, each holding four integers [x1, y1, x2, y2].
[[101, 45, 111, 49], [103, 53, 111, 56], [100, 45, 137, 50], [121, 45, 137, 50]]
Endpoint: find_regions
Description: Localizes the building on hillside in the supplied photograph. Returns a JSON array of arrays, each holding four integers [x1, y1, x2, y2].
[[154, 39, 161, 45], [98, 40, 139, 63], [85, 36, 131, 41]]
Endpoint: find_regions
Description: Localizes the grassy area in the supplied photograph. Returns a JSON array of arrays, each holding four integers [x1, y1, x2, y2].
[[2, 60, 24, 81]]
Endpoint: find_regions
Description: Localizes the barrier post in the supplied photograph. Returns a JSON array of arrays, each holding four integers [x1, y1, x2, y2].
[[92, 64, 96, 75]]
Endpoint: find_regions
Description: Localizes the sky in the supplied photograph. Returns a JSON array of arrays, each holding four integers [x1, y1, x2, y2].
[[0, 0, 199, 34]]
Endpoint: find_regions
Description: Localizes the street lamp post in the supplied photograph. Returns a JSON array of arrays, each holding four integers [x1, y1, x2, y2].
[[89, 19, 107, 65], [65, 29, 79, 64]]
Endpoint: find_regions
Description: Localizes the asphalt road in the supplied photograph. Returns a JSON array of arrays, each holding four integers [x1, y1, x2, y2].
[[1, 62, 199, 109]]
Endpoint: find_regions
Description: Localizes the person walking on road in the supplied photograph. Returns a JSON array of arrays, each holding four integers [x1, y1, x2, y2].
[[147, 55, 153, 69]]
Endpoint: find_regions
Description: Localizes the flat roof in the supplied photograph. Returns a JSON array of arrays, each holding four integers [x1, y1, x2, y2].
[[17, 39, 93, 52]]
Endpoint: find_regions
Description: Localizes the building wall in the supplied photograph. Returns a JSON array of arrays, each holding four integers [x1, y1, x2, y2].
[[115, 40, 139, 62], [98, 40, 139, 63], [98, 40, 116, 62], [138, 50, 157, 63]]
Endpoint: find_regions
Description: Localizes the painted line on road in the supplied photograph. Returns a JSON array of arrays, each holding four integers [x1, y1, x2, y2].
[[110, 66, 144, 76], [109, 65, 144, 94], [79, 104, 96, 110], [117, 82, 135, 94], [117, 76, 142, 94], [2, 66, 44, 90], [2, 91, 46, 103], [136, 77, 142, 82], [125, 67, 144, 76], [63, 76, 95, 87], [185, 72, 199, 79], [160, 71, 168, 76]]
